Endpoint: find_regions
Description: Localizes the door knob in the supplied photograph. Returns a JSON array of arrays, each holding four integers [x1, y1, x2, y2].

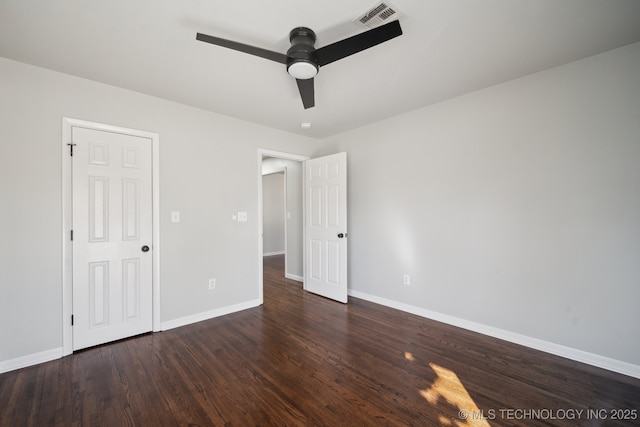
[[141, 245, 150, 252], [337, 233, 347, 239]]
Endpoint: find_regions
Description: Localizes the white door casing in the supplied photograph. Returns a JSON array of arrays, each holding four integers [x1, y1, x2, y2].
[[63, 119, 159, 353], [304, 152, 348, 303]]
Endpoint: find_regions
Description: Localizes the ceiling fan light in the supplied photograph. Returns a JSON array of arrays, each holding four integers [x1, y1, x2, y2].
[[287, 61, 318, 80]]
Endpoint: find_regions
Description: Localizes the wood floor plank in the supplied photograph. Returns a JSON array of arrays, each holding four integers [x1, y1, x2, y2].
[[1, 254, 639, 426]]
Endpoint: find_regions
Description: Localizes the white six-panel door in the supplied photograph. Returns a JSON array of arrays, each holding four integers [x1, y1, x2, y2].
[[304, 152, 348, 303], [72, 127, 153, 350]]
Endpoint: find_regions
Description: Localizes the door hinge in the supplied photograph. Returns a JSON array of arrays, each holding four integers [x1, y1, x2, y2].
[[70, 229, 74, 241], [67, 143, 76, 156], [71, 315, 74, 326]]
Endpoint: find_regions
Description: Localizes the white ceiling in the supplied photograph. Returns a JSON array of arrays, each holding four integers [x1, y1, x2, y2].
[[1, 0, 640, 139]]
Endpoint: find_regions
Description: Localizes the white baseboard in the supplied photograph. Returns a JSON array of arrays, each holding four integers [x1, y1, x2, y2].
[[0, 347, 63, 374], [1, 300, 262, 374], [285, 273, 303, 282], [161, 299, 262, 331], [263, 251, 285, 257], [6, 295, 638, 380], [348, 289, 640, 380]]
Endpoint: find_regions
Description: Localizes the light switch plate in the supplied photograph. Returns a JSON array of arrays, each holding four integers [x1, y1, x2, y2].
[[171, 211, 180, 223], [237, 211, 248, 222]]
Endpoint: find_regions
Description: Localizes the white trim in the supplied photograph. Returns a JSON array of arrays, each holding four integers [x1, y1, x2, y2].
[[152, 129, 161, 332], [0, 348, 63, 374], [257, 149, 309, 306], [62, 121, 73, 355], [259, 149, 310, 162], [257, 152, 263, 305], [285, 273, 304, 282], [161, 299, 261, 331], [283, 167, 289, 277], [348, 289, 640, 379], [264, 251, 285, 257], [62, 117, 160, 356]]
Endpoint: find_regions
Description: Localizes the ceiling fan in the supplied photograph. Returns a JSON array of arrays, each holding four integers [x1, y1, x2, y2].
[[196, 20, 402, 109]]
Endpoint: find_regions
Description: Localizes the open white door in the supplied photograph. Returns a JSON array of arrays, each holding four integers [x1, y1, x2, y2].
[[72, 126, 153, 350], [304, 152, 348, 303]]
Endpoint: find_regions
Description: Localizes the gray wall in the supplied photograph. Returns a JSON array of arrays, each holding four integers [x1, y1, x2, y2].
[[262, 172, 285, 255], [0, 57, 321, 363], [2, 41, 639, 372], [321, 42, 640, 366]]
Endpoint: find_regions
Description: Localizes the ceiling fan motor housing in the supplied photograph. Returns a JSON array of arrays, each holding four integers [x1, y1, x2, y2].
[[287, 27, 319, 79]]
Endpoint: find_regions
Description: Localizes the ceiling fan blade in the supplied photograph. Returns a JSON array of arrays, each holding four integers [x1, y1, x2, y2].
[[315, 20, 402, 67], [296, 78, 315, 109], [196, 33, 288, 64]]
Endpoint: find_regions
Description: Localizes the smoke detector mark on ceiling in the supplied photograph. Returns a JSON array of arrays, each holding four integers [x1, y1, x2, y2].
[[354, 2, 403, 29]]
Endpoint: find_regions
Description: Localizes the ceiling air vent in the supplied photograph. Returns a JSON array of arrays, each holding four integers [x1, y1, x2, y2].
[[354, 2, 403, 29]]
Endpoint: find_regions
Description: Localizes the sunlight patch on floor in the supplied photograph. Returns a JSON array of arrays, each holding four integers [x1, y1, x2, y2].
[[420, 362, 490, 427]]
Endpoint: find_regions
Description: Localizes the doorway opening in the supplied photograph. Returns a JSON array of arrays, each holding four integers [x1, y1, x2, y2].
[[257, 150, 308, 304], [262, 170, 286, 256], [258, 149, 349, 304]]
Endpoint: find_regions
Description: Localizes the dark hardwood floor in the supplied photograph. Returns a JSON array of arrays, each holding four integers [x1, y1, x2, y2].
[[1, 255, 639, 426]]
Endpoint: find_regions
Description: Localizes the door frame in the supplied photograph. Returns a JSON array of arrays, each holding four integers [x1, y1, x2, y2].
[[257, 149, 308, 304], [61, 117, 161, 356]]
